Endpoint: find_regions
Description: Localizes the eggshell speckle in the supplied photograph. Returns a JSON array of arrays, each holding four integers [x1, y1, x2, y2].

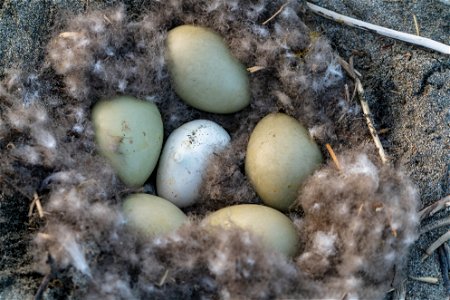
[[156, 119, 230, 207], [92, 96, 163, 187], [122, 193, 187, 237], [246, 113, 322, 211], [203, 204, 299, 257], [166, 25, 250, 113]]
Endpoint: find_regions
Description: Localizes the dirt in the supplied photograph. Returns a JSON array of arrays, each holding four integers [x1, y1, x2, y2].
[[0, 1, 449, 299]]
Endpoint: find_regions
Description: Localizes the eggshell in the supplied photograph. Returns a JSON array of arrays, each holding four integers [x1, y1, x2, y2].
[[245, 113, 322, 211], [166, 25, 250, 114], [122, 193, 187, 237], [203, 204, 299, 257], [92, 96, 163, 187], [156, 119, 230, 207]]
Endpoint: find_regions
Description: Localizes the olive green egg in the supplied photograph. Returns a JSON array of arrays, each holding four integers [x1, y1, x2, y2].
[[166, 25, 250, 114], [245, 113, 322, 211], [92, 96, 163, 187], [203, 204, 299, 257], [122, 193, 187, 237]]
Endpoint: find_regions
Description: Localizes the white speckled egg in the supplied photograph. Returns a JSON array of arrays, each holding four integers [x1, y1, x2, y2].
[[92, 96, 163, 187], [156, 119, 230, 207], [246, 113, 322, 211], [166, 25, 250, 114], [122, 193, 187, 237], [202, 204, 299, 257]]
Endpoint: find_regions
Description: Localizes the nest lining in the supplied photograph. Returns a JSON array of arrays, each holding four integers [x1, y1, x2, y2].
[[0, 1, 419, 299]]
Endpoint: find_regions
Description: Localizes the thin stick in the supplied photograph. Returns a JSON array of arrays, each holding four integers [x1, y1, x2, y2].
[[262, 1, 290, 25], [337, 57, 388, 164], [28, 199, 36, 217], [355, 78, 388, 164], [158, 269, 169, 286], [412, 15, 420, 36], [438, 245, 450, 294], [421, 230, 450, 261], [247, 66, 266, 73], [418, 195, 450, 221], [34, 192, 45, 218], [337, 56, 362, 78], [325, 143, 341, 171], [29, 192, 45, 218], [409, 276, 439, 285], [420, 216, 450, 235], [306, 2, 450, 55], [59, 32, 84, 39]]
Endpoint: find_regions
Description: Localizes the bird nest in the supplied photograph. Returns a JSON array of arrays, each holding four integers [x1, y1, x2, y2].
[[0, 1, 423, 299]]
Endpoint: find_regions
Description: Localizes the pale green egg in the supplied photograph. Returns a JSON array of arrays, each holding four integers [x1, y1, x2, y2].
[[245, 113, 322, 211], [166, 25, 250, 114], [92, 96, 163, 187], [203, 204, 299, 257], [122, 193, 187, 237]]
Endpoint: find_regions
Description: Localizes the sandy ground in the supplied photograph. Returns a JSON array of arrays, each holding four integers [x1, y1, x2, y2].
[[0, 1, 448, 299]]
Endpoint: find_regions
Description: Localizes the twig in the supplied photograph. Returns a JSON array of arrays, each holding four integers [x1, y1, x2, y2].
[[337, 57, 388, 164], [325, 143, 341, 171], [262, 1, 290, 25], [445, 243, 450, 271], [355, 78, 388, 164], [158, 269, 169, 286], [247, 66, 266, 73], [422, 230, 450, 261], [412, 15, 420, 36], [29, 192, 45, 219], [438, 245, 450, 295], [409, 276, 439, 285], [306, 2, 450, 55], [418, 195, 450, 221], [337, 57, 362, 78], [58, 32, 84, 39], [420, 216, 450, 235]]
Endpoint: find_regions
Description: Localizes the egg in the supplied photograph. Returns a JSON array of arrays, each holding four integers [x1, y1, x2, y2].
[[122, 193, 187, 237], [92, 96, 163, 187], [203, 204, 299, 257], [156, 119, 230, 207], [166, 25, 250, 114], [245, 113, 322, 211]]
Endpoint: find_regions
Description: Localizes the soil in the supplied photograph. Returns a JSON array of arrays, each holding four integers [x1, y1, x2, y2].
[[0, 1, 449, 299]]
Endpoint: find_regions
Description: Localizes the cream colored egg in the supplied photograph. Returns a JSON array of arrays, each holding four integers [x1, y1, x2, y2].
[[122, 193, 187, 237], [166, 25, 250, 114], [92, 96, 163, 187], [245, 113, 322, 211], [203, 204, 299, 256], [156, 119, 230, 207]]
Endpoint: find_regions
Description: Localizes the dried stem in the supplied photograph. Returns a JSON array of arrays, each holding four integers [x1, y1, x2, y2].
[[418, 195, 450, 221], [412, 14, 420, 36], [438, 245, 450, 295], [247, 66, 266, 73], [338, 56, 388, 164], [306, 2, 450, 55], [325, 143, 341, 171], [408, 276, 439, 285], [354, 78, 388, 164], [420, 216, 450, 235], [421, 230, 450, 261], [262, 1, 290, 25]]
